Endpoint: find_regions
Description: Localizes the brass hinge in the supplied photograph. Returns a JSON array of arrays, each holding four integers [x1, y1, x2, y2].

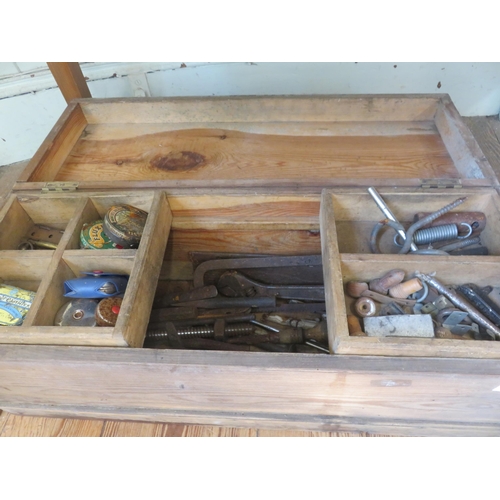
[[41, 182, 79, 193], [421, 179, 462, 189]]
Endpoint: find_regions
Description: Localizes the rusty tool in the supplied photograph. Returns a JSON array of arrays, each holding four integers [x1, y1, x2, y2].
[[456, 284, 500, 327], [148, 314, 257, 330], [193, 255, 323, 288], [360, 289, 416, 307], [145, 336, 265, 352], [149, 306, 198, 323], [189, 251, 281, 267], [18, 223, 64, 250], [226, 328, 304, 345], [170, 296, 276, 309], [257, 302, 326, 313], [217, 271, 325, 301], [398, 197, 467, 254], [147, 322, 255, 339], [414, 211, 486, 234], [415, 272, 500, 340], [157, 285, 218, 307], [367, 187, 418, 252], [304, 340, 330, 353]]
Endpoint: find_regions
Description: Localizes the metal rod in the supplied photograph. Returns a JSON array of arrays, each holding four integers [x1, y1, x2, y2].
[[368, 187, 418, 252], [250, 320, 280, 333], [415, 272, 500, 340], [305, 340, 330, 353]]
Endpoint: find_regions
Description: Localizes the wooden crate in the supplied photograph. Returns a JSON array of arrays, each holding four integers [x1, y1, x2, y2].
[[1, 94, 500, 436]]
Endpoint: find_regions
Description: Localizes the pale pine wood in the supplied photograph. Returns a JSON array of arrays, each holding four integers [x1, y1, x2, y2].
[[164, 228, 321, 264], [0, 326, 122, 347], [54, 128, 457, 183], [47, 63, 91, 103], [320, 191, 347, 353], [334, 254, 500, 358], [81, 121, 438, 140], [0, 195, 32, 250], [0, 161, 28, 208], [464, 117, 500, 180], [2, 346, 500, 436], [323, 188, 500, 254], [0, 411, 391, 437], [0, 413, 104, 437], [2, 104, 500, 436], [115, 192, 172, 347], [181, 425, 258, 437], [101, 420, 165, 437], [19, 102, 88, 183], [4, 405, 499, 436], [78, 95, 442, 124], [435, 96, 497, 183]]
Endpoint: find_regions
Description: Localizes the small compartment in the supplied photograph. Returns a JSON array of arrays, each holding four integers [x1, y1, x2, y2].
[[330, 255, 500, 358], [146, 194, 328, 354], [328, 188, 500, 256], [0, 253, 52, 337], [0, 191, 172, 347], [31, 251, 135, 328], [321, 189, 500, 358], [0, 194, 81, 251], [64, 192, 156, 251]]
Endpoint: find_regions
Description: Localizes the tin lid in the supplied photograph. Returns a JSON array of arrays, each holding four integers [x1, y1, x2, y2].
[[0, 284, 36, 326], [103, 204, 148, 249], [80, 220, 122, 250], [54, 299, 99, 327], [95, 297, 123, 327]]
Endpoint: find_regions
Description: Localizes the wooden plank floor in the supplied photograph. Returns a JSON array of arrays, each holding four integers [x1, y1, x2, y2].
[[0, 411, 389, 437], [1, 115, 499, 437]]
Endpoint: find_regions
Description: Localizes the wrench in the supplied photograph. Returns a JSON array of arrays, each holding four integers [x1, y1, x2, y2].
[[217, 271, 325, 301]]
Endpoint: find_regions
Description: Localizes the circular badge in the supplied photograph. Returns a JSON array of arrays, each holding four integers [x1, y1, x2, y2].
[[80, 220, 121, 249], [54, 299, 99, 326], [95, 297, 122, 326], [103, 205, 148, 249]]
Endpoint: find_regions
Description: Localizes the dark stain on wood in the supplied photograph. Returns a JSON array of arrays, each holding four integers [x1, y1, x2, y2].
[[151, 151, 206, 172]]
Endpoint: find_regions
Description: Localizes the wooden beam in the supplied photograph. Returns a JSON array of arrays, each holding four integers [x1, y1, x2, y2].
[[47, 62, 91, 103]]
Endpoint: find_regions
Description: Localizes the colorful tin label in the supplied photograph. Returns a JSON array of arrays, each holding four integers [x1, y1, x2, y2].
[[103, 205, 148, 248], [0, 284, 36, 326], [80, 220, 120, 250]]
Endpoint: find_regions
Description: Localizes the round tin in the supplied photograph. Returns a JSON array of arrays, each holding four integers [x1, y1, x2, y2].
[[95, 297, 122, 326], [0, 283, 36, 326], [54, 299, 99, 326], [80, 220, 121, 250], [103, 205, 148, 249]]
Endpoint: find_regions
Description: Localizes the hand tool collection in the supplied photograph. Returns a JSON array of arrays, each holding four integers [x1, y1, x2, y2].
[[346, 269, 500, 340], [367, 187, 488, 255], [145, 253, 329, 353]]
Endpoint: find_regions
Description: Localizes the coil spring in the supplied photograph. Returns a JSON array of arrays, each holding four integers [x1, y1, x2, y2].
[[395, 223, 472, 247], [414, 224, 458, 244]]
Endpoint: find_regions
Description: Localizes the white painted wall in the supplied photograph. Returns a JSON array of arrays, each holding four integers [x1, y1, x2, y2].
[[1, 62, 499, 167]]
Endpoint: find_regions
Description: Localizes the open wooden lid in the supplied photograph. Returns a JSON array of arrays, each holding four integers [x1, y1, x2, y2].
[[14, 94, 497, 193]]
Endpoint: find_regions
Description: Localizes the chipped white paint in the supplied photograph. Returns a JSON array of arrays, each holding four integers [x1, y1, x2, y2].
[[1, 62, 500, 167]]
